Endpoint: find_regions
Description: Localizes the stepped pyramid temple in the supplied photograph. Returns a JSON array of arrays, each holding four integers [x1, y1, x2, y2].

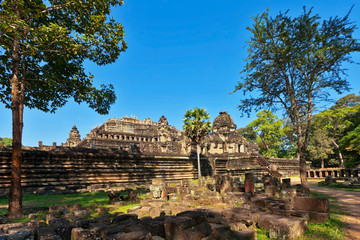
[[0, 111, 298, 195], [63, 111, 259, 156]]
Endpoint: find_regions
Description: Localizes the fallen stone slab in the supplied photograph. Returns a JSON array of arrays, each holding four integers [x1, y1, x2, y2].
[[71, 227, 97, 240], [255, 213, 306, 240], [293, 197, 329, 213]]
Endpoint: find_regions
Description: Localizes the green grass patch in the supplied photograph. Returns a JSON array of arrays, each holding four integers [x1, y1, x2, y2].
[[0, 189, 149, 222], [107, 203, 140, 214], [0, 192, 109, 208], [318, 182, 360, 192]]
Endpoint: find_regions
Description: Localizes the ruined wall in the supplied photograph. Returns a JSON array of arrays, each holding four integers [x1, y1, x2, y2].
[[0, 147, 298, 195], [0, 147, 197, 195]]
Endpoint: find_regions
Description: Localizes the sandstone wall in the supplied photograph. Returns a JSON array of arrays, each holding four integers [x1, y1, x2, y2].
[[0, 147, 298, 195], [0, 148, 197, 195]]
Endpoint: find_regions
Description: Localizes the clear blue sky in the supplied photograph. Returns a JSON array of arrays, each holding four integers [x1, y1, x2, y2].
[[1, 0, 360, 147]]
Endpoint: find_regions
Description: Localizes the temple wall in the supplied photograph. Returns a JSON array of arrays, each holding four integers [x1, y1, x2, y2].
[[0, 148, 197, 195], [0, 147, 298, 195]]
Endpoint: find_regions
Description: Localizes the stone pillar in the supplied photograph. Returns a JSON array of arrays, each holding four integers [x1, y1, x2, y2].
[[282, 178, 291, 188], [244, 172, 255, 195]]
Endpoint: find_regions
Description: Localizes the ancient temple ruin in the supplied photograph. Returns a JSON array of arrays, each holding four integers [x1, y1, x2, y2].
[[64, 111, 258, 156]]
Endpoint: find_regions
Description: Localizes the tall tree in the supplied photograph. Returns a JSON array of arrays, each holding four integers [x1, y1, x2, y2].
[[183, 107, 212, 179], [0, 0, 127, 218], [311, 105, 360, 167], [307, 129, 334, 168], [234, 7, 360, 194], [240, 110, 285, 157]]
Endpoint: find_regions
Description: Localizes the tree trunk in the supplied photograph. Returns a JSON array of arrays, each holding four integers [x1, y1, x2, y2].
[[197, 143, 201, 179], [298, 143, 309, 195], [8, 21, 23, 219], [332, 140, 344, 168]]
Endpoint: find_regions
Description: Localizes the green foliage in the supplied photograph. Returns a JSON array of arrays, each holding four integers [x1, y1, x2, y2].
[[0, 0, 127, 114], [235, 7, 360, 193], [234, 7, 359, 118], [0, 137, 12, 146], [183, 107, 212, 144], [309, 93, 360, 167], [239, 110, 286, 157]]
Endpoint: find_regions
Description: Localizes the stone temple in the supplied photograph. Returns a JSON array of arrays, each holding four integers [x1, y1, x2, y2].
[[63, 111, 258, 156]]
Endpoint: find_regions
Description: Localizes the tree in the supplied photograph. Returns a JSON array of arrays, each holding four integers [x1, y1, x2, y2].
[[311, 105, 360, 167], [307, 129, 334, 168], [0, 137, 12, 146], [183, 107, 212, 179], [234, 7, 360, 194], [240, 110, 285, 157], [0, 0, 127, 218]]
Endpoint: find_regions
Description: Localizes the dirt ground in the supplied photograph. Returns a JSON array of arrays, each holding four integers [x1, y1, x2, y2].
[[309, 183, 360, 240]]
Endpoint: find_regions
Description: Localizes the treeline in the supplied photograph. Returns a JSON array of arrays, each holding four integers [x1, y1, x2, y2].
[[238, 93, 360, 168]]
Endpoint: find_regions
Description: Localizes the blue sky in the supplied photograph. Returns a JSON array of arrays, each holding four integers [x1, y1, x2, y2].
[[1, 0, 360, 147]]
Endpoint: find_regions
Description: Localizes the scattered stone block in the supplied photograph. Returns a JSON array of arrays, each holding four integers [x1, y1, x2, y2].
[[230, 229, 256, 240], [71, 227, 97, 240], [308, 211, 330, 223], [107, 230, 152, 240], [36, 226, 62, 240], [209, 223, 231, 239], [293, 197, 329, 213], [282, 178, 291, 188], [264, 185, 277, 197], [256, 213, 306, 240], [245, 173, 255, 194], [112, 214, 138, 224]]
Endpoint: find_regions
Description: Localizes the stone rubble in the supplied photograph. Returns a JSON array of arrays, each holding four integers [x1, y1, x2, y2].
[[0, 176, 330, 240]]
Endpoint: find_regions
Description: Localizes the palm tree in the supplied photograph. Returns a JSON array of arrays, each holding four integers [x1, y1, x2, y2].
[[183, 107, 212, 179]]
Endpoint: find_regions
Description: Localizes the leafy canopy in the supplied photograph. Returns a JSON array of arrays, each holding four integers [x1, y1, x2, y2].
[[234, 7, 359, 120], [183, 107, 212, 144], [240, 110, 285, 157], [0, 137, 12, 146], [0, 0, 127, 114]]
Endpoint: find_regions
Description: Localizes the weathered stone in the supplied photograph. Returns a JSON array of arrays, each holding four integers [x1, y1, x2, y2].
[[149, 208, 166, 218], [128, 189, 139, 202], [264, 185, 277, 197], [244, 173, 255, 194], [256, 214, 306, 240], [71, 228, 97, 240], [106, 230, 152, 240], [6, 230, 33, 240], [164, 216, 196, 239], [35, 226, 62, 240], [221, 209, 253, 227], [282, 178, 291, 188], [112, 214, 138, 224], [176, 211, 207, 224], [107, 191, 121, 203], [209, 223, 231, 239], [230, 229, 256, 240], [293, 197, 329, 213], [308, 211, 330, 223]]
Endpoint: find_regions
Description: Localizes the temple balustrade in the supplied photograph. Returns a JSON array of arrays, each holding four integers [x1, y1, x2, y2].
[[306, 168, 359, 178]]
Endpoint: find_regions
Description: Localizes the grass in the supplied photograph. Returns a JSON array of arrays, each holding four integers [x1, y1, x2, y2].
[[254, 191, 347, 240], [0, 189, 149, 222], [318, 182, 360, 192]]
